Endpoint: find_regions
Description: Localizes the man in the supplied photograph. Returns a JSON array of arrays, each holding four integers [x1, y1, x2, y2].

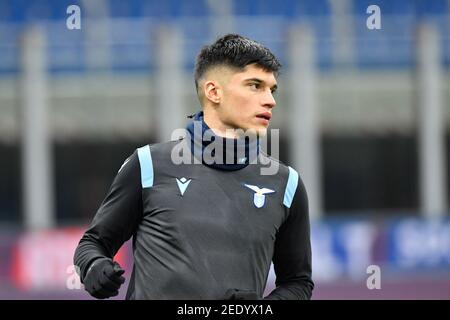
[[74, 34, 314, 300]]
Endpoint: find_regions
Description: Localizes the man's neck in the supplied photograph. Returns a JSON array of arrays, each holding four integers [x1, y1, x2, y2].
[[185, 110, 260, 171], [203, 110, 241, 139]]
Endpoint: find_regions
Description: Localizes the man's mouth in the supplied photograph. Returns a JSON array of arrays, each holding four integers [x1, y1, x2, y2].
[[256, 112, 272, 121]]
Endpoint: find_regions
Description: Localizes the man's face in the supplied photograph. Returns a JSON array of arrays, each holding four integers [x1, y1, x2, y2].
[[216, 64, 277, 136]]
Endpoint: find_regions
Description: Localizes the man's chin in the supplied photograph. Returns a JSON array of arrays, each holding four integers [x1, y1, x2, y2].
[[243, 124, 268, 137], [256, 127, 268, 137], [244, 127, 268, 138], [229, 124, 268, 138]]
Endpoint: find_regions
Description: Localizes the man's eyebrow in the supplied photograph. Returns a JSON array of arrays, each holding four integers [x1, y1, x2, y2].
[[244, 78, 278, 89]]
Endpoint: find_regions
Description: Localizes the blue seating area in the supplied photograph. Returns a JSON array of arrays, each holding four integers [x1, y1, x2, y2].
[[0, 0, 448, 74], [0, 0, 448, 22]]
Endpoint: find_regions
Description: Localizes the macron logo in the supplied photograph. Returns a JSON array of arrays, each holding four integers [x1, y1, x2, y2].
[[176, 177, 192, 196]]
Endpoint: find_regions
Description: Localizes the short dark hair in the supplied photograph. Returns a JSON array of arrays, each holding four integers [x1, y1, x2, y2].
[[194, 34, 281, 90]]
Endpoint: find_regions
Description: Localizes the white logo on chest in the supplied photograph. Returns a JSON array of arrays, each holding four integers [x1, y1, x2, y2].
[[176, 177, 192, 196], [244, 184, 275, 208]]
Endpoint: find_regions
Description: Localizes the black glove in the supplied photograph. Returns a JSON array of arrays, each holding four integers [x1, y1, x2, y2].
[[83, 258, 125, 299], [224, 289, 261, 300]]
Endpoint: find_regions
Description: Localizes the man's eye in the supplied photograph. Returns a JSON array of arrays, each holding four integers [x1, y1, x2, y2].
[[249, 83, 260, 90]]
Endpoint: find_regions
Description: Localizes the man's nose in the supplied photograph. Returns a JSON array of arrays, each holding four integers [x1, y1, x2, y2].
[[262, 90, 276, 108]]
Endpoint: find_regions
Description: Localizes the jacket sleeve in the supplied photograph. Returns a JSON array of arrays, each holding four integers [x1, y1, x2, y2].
[[265, 175, 314, 300], [73, 150, 143, 282]]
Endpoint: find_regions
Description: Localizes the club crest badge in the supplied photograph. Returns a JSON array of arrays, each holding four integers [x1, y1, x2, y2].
[[244, 184, 275, 208]]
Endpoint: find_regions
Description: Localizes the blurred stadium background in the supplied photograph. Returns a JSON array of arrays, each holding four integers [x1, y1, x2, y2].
[[0, 0, 450, 299]]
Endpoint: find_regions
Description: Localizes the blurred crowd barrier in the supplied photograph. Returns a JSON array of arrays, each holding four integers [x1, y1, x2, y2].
[[1, 217, 449, 299]]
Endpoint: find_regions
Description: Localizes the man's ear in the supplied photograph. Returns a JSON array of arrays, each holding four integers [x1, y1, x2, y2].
[[204, 81, 221, 104]]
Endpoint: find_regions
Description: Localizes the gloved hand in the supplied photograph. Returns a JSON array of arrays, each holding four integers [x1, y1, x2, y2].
[[83, 258, 125, 299], [224, 288, 261, 300]]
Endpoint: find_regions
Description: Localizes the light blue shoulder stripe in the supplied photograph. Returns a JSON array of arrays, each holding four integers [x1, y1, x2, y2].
[[283, 166, 299, 208], [137, 145, 154, 188]]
